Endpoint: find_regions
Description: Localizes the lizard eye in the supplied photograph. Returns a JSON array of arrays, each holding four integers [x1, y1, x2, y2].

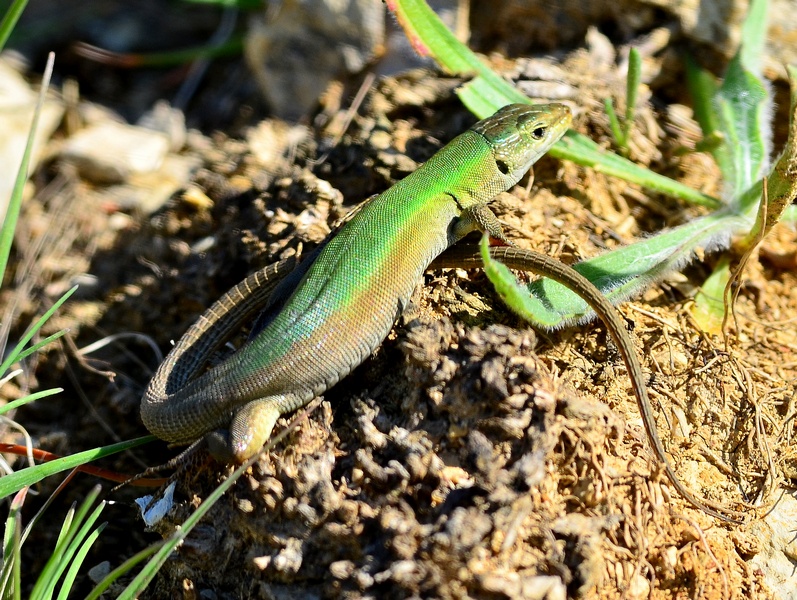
[[495, 159, 510, 175], [532, 127, 546, 140]]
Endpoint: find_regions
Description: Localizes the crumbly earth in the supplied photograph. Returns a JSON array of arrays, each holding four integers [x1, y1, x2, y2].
[[5, 19, 796, 600]]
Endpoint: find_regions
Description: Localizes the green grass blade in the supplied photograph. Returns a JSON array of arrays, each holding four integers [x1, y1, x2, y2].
[[2, 488, 26, 563], [0, 286, 77, 376], [0, 0, 28, 51], [604, 98, 625, 148], [56, 522, 107, 600], [601, 47, 643, 153], [550, 131, 722, 208], [0, 387, 63, 416], [51, 505, 105, 600], [115, 405, 315, 597], [31, 487, 102, 599], [11, 504, 20, 600], [51, 506, 76, 562], [85, 541, 163, 600], [0, 487, 26, 600], [30, 503, 75, 600], [116, 457, 253, 598], [18, 472, 78, 553], [623, 47, 641, 143], [0, 436, 155, 499], [0, 51, 52, 284], [14, 330, 68, 363]]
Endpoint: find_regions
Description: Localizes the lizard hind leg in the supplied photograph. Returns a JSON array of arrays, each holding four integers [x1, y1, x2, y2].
[[204, 396, 286, 463]]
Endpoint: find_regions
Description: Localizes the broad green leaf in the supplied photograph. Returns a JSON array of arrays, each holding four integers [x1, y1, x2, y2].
[[457, 77, 527, 120], [690, 255, 732, 334], [745, 64, 797, 244], [479, 235, 566, 327], [522, 208, 748, 326], [714, 53, 770, 202], [387, 0, 527, 103], [478, 206, 748, 329], [685, 56, 733, 178], [708, 0, 771, 205], [687, 0, 770, 205], [739, 0, 768, 75]]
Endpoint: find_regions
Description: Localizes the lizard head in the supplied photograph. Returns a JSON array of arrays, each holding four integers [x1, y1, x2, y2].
[[472, 103, 572, 188]]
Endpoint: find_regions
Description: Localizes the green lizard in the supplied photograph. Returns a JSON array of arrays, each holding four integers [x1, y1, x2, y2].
[[142, 103, 571, 461], [140, 103, 739, 521]]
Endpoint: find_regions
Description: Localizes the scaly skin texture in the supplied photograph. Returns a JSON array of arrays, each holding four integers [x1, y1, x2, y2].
[[141, 104, 572, 462], [141, 103, 741, 522]]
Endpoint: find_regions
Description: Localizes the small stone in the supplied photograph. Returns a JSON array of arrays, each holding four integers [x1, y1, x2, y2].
[[728, 530, 761, 558], [520, 575, 566, 600], [355, 570, 374, 590], [87, 561, 110, 583], [480, 572, 521, 597], [627, 573, 650, 600], [61, 121, 169, 184], [137, 100, 186, 151], [182, 186, 214, 210], [330, 560, 355, 579]]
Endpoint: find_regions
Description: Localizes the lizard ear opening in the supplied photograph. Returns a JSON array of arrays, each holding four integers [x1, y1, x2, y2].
[[495, 159, 510, 175]]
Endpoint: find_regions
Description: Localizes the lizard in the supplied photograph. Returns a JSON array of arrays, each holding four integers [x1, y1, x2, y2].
[[140, 103, 740, 521]]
